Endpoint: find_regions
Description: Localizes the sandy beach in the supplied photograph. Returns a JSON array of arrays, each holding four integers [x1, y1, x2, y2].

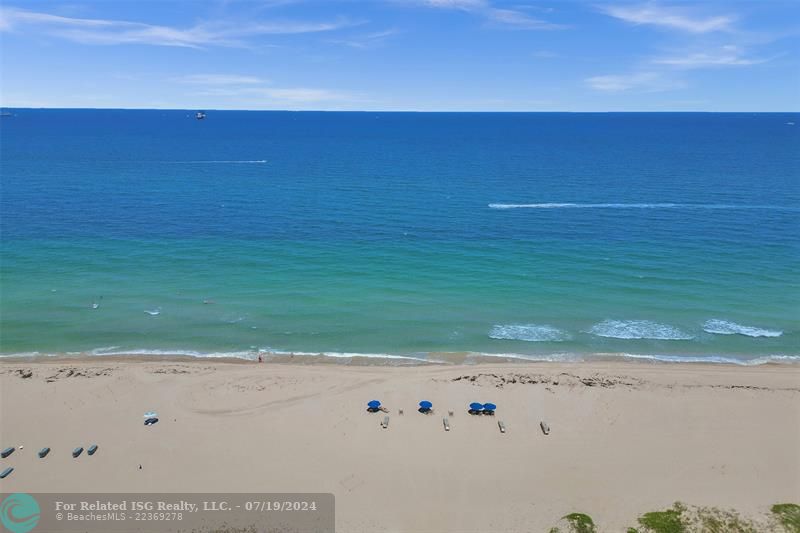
[[1, 358, 798, 532]]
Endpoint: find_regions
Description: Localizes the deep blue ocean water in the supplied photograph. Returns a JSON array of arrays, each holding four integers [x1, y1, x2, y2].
[[1, 110, 798, 364]]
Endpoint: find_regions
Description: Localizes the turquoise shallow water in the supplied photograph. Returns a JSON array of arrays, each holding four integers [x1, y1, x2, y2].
[[1, 110, 798, 363]]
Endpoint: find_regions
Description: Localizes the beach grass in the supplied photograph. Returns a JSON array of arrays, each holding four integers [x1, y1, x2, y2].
[[562, 513, 596, 533], [772, 504, 800, 532], [635, 502, 687, 533], [693, 506, 757, 532], [555, 502, 800, 532]]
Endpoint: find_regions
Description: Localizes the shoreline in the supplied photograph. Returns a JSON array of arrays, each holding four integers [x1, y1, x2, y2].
[[4, 357, 800, 388], [1, 350, 798, 367]]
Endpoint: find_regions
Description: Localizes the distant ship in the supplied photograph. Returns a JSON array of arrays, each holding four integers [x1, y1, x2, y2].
[[196, 111, 206, 120]]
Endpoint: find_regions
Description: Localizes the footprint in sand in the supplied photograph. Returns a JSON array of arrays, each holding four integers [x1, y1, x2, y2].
[[339, 474, 364, 492]]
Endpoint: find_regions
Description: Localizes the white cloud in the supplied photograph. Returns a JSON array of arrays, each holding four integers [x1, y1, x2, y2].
[[585, 71, 685, 92], [0, 7, 357, 48], [599, 3, 735, 33], [191, 86, 350, 103], [173, 74, 268, 85], [261, 88, 345, 102], [1, 9, 118, 28], [419, 0, 485, 9], [171, 68, 352, 105], [403, 0, 563, 29], [256, 0, 307, 6], [653, 45, 772, 68], [486, 8, 562, 29], [328, 28, 400, 49]]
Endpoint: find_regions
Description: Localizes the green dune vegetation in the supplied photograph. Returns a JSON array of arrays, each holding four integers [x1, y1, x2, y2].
[[771, 504, 800, 532], [549, 503, 800, 533]]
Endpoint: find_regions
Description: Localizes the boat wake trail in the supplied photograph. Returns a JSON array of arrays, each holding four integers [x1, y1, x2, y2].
[[169, 160, 268, 164], [489, 203, 798, 211]]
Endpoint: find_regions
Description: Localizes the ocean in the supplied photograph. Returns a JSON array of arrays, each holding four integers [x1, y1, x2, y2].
[[1, 110, 798, 364]]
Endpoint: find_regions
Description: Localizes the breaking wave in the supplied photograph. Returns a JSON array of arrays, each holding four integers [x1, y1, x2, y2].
[[702, 319, 783, 338], [587, 320, 694, 340], [489, 324, 571, 342]]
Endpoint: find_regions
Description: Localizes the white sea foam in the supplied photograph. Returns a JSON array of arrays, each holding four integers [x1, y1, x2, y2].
[[89, 348, 256, 359], [144, 309, 161, 316], [489, 324, 571, 342], [702, 319, 782, 338], [587, 320, 694, 340], [488, 203, 798, 211], [265, 350, 443, 363], [1, 350, 797, 366], [614, 353, 799, 365], [91, 346, 121, 354], [85, 348, 443, 364], [471, 352, 583, 362], [470, 352, 800, 365]]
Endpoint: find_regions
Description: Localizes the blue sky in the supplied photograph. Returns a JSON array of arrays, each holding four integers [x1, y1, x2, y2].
[[1, 0, 798, 111]]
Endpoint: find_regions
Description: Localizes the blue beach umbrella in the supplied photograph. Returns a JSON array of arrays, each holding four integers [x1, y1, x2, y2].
[[367, 400, 381, 409], [482, 403, 497, 411], [469, 402, 483, 411], [419, 401, 433, 409]]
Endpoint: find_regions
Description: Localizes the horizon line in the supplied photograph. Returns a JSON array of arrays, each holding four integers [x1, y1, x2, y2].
[[2, 107, 798, 113]]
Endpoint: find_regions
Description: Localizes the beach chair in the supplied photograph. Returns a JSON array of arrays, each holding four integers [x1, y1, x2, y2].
[[540, 421, 550, 435], [498, 420, 506, 434], [38, 447, 50, 458], [1, 447, 14, 458], [381, 416, 390, 429], [88, 444, 99, 455], [72, 447, 83, 458], [443, 417, 450, 431], [0, 467, 13, 479]]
